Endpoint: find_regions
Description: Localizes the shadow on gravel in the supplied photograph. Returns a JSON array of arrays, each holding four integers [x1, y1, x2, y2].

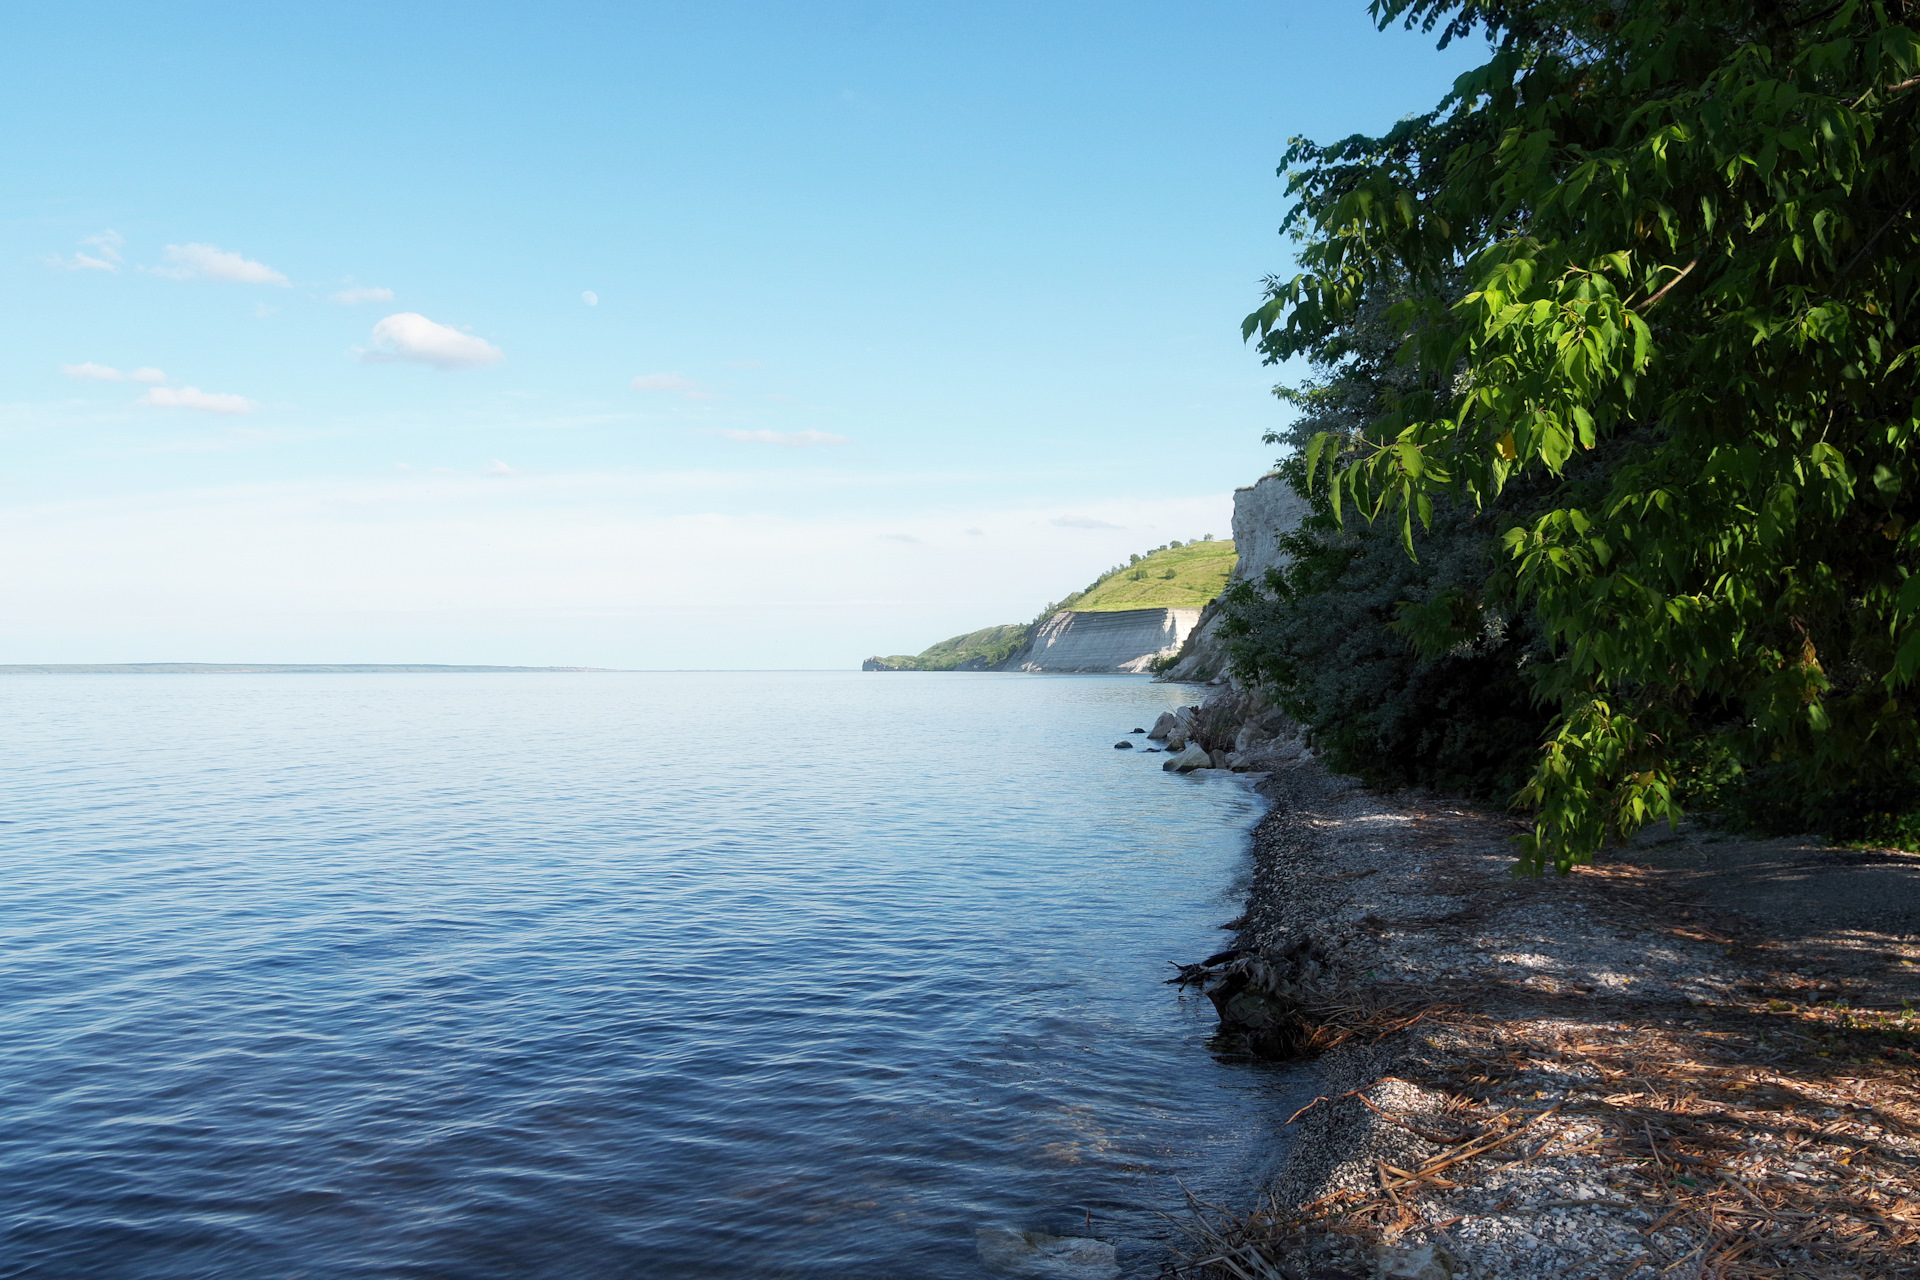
[[1165, 773, 1920, 1280]]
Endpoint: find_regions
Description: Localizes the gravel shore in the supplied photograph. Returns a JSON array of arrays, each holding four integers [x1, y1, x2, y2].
[[1185, 748, 1920, 1280]]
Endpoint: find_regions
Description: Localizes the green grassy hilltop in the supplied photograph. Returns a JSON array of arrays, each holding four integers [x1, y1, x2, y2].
[[1066, 538, 1235, 613], [864, 537, 1236, 670]]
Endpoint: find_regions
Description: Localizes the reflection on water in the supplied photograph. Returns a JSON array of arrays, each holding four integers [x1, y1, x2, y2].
[[0, 671, 1314, 1278]]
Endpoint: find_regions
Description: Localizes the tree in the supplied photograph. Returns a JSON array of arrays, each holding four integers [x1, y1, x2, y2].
[[1247, 0, 1920, 871]]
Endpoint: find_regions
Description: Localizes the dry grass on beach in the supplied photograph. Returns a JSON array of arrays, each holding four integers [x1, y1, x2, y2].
[[1173, 1003, 1920, 1279]]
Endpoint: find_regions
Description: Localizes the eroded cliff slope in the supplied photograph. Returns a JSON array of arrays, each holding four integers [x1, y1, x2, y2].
[[992, 607, 1202, 674]]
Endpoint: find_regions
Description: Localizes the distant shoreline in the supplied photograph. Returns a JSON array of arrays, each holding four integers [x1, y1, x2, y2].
[[0, 663, 622, 675]]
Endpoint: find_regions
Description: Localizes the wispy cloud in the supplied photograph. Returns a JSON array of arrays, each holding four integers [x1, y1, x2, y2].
[[581, 291, 598, 307], [1052, 514, 1124, 529], [485, 459, 515, 476], [715, 429, 850, 448], [46, 230, 125, 272], [357, 313, 503, 370], [330, 286, 394, 304], [149, 243, 289, 285], [631, 373, 699, 393], [139, 386, 256, 414], [64, 362, 167, 384]]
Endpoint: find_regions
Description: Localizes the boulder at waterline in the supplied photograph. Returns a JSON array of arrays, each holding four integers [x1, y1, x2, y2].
[[1161, 744, 1211, 772]]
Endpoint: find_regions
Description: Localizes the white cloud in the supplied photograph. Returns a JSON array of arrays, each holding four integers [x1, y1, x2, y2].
[[716, 429, 850, 448], [331, 286, 393, 305], [631, 373, 698, 393], [485, 459, 514, 476], [358, 313, 503, 370], [64, 362, 128, 382], [581, 291, 598, 307], [151, 243, 289, 285], [1052, 514, 1124, 529], [63, 362, 170, 384], [46, 231, 125, 272], [139, 386, 256, 414]]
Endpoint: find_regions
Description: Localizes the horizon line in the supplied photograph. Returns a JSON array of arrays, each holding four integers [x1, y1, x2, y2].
[[0, 663, 864, 674]]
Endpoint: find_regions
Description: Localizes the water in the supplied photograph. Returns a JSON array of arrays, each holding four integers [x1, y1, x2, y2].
[[0, 671, 1311, 1279]]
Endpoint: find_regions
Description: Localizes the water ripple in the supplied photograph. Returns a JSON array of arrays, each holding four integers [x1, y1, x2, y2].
[[0, 672, 1313, 1279]]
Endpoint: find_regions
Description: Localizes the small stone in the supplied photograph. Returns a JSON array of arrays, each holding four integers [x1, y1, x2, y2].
[[1373, 1242, 1458, 1280], [975, 1227, 1118, 1279], [1130, 727, 1146, 734], [1113, 741, 1134, 749]]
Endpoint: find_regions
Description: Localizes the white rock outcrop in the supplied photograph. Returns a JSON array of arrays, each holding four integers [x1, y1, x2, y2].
[[994, 607, 1201, 674]]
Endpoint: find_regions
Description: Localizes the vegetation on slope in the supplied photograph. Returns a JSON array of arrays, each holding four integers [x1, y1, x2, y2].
[[1066, 538, 1236, 612], [1228, 0, 1920, 870], [866, 623, 1029, 671]]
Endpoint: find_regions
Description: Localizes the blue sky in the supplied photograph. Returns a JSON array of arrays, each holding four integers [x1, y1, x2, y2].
[[2, 2, 1482, 666]]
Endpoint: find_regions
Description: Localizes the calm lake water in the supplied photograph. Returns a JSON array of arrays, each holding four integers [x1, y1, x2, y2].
[[0, 672, 1312, 1279]]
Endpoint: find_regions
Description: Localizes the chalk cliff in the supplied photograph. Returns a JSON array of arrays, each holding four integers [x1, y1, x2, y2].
[[992, 607, 1201, 674], [1157, 473, 1308, 682]]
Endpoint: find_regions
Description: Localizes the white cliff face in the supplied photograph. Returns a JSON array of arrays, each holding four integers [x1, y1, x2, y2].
[[1228, 472, 1309, 585], [1157, 473, 1308, 683], [995, 607, 1202, 673]]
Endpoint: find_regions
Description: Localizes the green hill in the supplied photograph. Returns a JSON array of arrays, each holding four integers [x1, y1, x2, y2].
[[862, 536, 1235, 670], [1062, 538, 1236, 612], [864, 623, 1028, 671]]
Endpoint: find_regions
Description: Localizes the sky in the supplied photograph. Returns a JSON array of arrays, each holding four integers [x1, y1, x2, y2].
[[1, 2, 1485, 667]]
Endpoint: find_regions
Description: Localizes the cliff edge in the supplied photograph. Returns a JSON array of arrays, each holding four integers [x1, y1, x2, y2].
[[1157, 473, 1307, 683]]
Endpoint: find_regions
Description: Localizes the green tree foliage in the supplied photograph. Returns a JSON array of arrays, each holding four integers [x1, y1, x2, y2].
[[1222, 291, 1552, 797], [1247, 0, 1920, 871]]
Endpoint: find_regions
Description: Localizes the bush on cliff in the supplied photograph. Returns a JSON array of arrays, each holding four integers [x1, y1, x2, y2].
[[1244, 0, 1920, 870]]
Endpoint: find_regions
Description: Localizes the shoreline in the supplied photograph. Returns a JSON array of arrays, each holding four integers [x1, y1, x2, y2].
[[1156, 714, 1919, 1279]]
